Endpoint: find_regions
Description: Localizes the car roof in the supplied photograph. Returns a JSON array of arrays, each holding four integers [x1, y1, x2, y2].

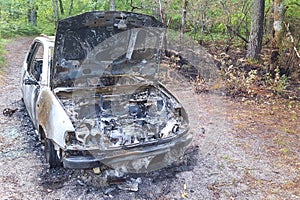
[[34, 35, 55, 47]]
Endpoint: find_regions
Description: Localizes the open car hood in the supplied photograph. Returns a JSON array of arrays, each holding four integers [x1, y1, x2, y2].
[[51, 11, 165, 88]]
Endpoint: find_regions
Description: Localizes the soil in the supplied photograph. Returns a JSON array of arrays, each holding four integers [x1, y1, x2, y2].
[[0, 37, 299, 199]]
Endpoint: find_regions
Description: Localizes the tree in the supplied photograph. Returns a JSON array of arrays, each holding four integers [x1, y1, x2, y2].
[[28, 0, 37, 26], [58, 0, 64, 15], [270, 0, 285, 73], [247, 0, 265, 60], [110, 0, 115, 11], [272, 0, 284, 50], [180, 0, 188, 44], [158, 0, 166, 24], [52, 0, 59, 26], [68, 0, 74, 16]]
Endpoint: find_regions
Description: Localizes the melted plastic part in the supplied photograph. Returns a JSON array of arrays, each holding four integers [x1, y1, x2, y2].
[[58, 84, 187, 149]]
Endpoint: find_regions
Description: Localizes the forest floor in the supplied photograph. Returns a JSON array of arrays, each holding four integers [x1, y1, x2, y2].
[[0, 37, 299, 199]]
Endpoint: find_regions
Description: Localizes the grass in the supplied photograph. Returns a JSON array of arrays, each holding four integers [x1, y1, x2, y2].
[[0, 38, 9, 86], [0, 22, 40, 38], [0, 38, 8, 65]]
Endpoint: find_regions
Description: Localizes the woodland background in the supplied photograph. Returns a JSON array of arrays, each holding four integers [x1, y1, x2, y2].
[[0, 0, 299, 99]]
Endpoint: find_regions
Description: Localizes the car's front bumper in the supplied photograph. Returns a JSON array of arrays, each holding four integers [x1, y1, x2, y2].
[[62, 132, 192, 172]]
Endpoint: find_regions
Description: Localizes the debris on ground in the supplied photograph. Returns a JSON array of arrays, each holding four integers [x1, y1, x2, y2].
[[3, 108, 18, 117]]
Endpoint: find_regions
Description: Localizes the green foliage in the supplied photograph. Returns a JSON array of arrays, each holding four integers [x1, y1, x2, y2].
[[286, 0, 300, 18], [168, 13, 182, 30], [0, 0, 168, 37], [0, 22, 40, 38], [265, 67, 290, 94], [201, 33, 230, 43], [0, 0, 252, 43], [0, 0, 298, 40], [0, 0, 298, 96], [0, 38, 8, 65]]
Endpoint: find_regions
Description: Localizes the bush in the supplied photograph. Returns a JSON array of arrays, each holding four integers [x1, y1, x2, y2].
[[0, 22, 40, 38], [0, 38, 8, 65]]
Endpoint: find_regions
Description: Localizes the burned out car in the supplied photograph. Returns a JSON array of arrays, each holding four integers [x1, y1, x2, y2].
[[21, 11, 191, 172]]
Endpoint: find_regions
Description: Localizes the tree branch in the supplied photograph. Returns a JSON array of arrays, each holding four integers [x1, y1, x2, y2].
[[130, 0, 142, 11], [226, 25, 249, 43], [284, 22, 300, 58]]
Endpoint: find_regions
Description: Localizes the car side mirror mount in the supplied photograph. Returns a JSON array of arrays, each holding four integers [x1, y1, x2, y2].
[[24, 78, 39, 86]]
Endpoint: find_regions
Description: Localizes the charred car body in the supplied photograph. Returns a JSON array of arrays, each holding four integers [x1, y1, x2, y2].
[[21, 11, 191, 172]]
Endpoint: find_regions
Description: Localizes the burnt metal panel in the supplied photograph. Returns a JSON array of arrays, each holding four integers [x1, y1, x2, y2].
[[52, 11, 164, 88]]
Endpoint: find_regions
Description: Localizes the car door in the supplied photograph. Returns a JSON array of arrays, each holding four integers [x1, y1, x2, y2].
[[22, 41, 44, 128]]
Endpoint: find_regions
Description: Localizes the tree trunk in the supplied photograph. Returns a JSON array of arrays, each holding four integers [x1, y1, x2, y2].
[[265, 0, 274, 37], [58, 0, 64, 15], [28, 9, 37, 26], [52, 0, 59, 26], [180, 0, 188, 45], [199, 0, 209, 45], [272, 0, 284, 49], [158, 0, 166, 24], [269, 0, 284, 68], [68, 0, 74, 16], [270, 0, 285, 74], [246, 0, 265, 60], [110, 0, 115, 11], [27, 0, 37, 26]]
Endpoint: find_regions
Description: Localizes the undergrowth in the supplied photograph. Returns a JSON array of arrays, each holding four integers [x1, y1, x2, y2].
[[220, 66, 291, 98], [192, 43, 297, 100], [0, 22, 40, 38], [0, 39, 8, 65]]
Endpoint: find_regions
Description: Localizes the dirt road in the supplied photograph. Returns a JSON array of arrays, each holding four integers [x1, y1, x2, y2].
[[0, 37, 299, 199]]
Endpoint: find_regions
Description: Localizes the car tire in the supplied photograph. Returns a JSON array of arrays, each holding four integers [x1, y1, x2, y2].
[[45, 138, 62, 168], [38, 126, 46, 144]]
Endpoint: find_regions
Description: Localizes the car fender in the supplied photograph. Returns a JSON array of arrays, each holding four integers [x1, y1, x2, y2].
[[36, 87, 75, 149]]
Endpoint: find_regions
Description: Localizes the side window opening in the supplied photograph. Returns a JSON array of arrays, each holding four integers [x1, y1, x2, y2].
[[28, 43, 44, 81]]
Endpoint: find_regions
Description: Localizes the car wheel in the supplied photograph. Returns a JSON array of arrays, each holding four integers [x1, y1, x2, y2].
[[45, 139, 62, 168]]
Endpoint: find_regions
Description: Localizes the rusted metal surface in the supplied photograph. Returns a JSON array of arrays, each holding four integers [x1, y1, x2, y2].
[[37, 87, 74, 148]]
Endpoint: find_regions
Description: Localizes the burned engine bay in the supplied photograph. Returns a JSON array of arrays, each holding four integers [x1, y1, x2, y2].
[[57, 84, 188, 149]]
